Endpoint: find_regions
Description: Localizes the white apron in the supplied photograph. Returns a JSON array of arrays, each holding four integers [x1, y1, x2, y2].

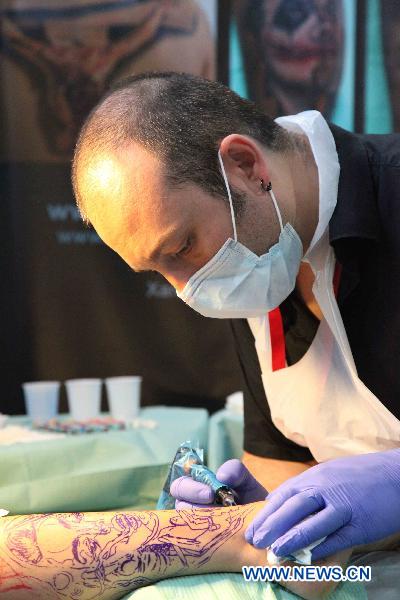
[[248, 231, 400, 462], [247, 110, 400, 462]]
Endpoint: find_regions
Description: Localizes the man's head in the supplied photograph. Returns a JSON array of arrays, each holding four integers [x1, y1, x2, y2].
[[73, 71, 307, 290]]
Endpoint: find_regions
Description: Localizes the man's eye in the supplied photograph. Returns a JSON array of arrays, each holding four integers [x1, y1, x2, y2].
[[174, 238, 192, 258]]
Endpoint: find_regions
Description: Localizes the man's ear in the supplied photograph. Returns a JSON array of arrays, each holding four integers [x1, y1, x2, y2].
[[219, 134, 271, 194]]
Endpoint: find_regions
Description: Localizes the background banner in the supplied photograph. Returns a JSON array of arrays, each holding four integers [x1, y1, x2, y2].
[[1, 0, 397, 414], [0, 0, 241, 414]]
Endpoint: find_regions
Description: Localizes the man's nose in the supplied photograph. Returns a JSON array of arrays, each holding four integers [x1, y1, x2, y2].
[[163, 267, 198, 293], [165, 274, 188, 293]]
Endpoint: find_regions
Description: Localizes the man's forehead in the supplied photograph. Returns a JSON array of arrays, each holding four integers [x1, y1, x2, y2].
[[90, 142, 161, 190], [82, 143, 162, 214], [79, 143, 203, 266]]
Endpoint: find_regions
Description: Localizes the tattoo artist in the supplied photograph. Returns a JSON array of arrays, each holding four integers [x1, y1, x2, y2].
[[72, 72, 400, 562]]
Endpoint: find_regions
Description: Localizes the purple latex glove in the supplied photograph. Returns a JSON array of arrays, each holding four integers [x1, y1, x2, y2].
[[245, 448, 400, 560], [170, 459, 268, 509]]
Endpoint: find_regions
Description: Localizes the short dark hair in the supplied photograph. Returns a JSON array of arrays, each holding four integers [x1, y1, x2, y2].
[[72, 71, 291, 222]]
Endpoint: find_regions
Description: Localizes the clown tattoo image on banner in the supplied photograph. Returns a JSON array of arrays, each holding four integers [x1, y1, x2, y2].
[[233, 0, 344, 119]]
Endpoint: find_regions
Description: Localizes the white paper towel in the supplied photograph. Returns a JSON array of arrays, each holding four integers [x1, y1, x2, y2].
[[267, 536, 326, 565]]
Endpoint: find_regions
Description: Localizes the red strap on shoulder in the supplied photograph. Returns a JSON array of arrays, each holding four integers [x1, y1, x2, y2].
[[268, 307, 286, 371], [268, 262, 342, 372]]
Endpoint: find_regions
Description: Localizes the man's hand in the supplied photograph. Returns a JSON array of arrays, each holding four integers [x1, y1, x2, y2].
[[245, 448, 400, 560], [170, 459, 268, 509]]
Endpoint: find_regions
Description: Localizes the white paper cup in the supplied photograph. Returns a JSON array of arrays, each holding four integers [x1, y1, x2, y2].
[[105, 376, 142, 421], [22, 381, 60, 423], [66, 378, 102, 421]]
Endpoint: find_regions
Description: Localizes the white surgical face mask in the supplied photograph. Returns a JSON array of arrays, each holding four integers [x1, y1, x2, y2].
[[176, 151, 303, 318]]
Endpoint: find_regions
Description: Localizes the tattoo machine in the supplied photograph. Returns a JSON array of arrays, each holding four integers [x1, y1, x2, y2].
[[157, 440, 237, 509]]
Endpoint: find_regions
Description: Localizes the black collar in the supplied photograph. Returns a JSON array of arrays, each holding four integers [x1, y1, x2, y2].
[[327, 124, 381, 303], [328, 123, 381, 244]]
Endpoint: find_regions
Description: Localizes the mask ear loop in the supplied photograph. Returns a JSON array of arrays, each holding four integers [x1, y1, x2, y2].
[[261, 179, 284, 234], [218, 150, 238, 242]]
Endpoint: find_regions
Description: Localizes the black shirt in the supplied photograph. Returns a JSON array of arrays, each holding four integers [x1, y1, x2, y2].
[[231, 124, 400, 462]]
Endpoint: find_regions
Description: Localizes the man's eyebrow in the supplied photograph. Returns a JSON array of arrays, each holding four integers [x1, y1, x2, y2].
[[131, 227, 186, 272], [147, 228, 186, 262]]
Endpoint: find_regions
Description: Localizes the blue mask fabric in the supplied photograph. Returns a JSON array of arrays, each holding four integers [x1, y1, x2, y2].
[[177, 150, 303, 318]]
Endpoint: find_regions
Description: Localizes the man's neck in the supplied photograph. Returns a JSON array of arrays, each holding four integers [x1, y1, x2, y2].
[[291, 133, 320, 254], [291, 134, 322, 319], [296, 263, 323, 321]]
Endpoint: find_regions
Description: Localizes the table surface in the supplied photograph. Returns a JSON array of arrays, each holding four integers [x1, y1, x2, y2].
[[0, 406, 209, 514], [0, 408, 389, 600]]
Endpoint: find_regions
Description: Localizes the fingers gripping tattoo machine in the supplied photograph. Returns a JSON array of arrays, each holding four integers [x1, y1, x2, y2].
[[157, 441, 237, 509]]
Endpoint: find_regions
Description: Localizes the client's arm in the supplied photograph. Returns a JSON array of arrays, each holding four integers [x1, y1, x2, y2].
[[0, 503, 349, 600]]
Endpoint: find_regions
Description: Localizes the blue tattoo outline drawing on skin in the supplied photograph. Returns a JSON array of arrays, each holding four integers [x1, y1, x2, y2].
[[0, 505, 253, 598]]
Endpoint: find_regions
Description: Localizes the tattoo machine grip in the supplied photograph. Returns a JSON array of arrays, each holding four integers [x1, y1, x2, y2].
[[189, 464, 237, 506]]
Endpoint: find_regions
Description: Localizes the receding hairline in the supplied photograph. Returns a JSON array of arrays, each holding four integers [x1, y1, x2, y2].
[[74, 139, 172, 233], [72, 75, 176, 223], [72, 71, 295, 224]]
